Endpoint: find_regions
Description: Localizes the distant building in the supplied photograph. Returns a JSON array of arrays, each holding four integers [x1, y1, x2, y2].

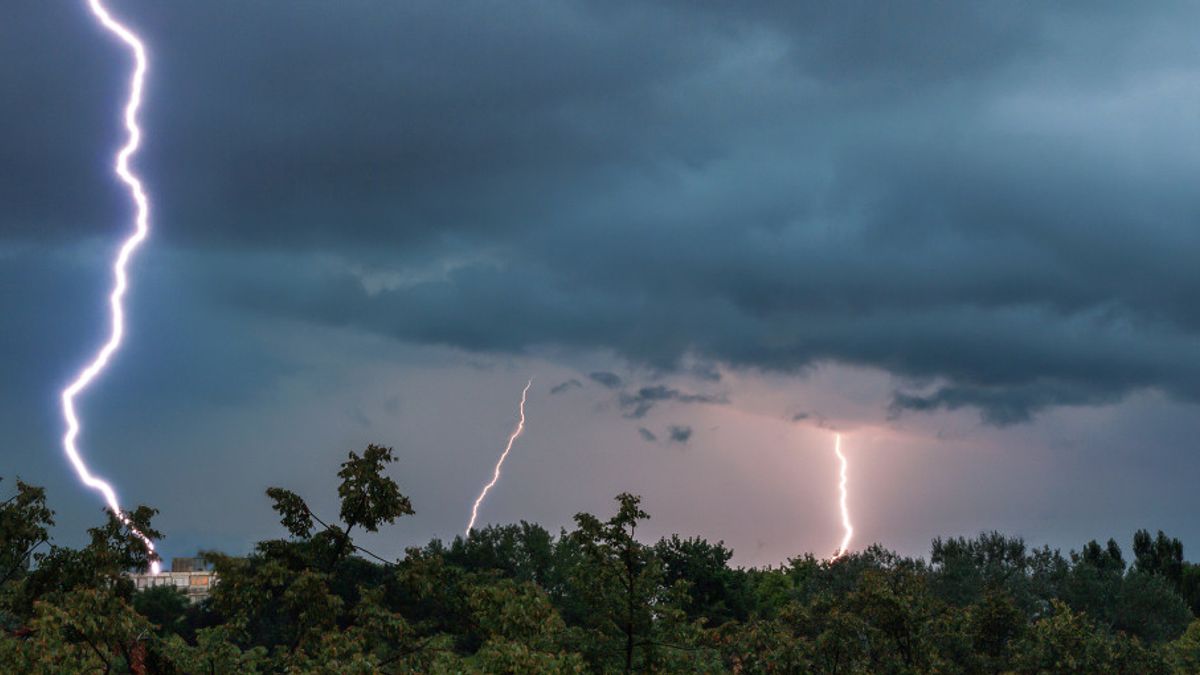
[[127, 557, 216, 603]]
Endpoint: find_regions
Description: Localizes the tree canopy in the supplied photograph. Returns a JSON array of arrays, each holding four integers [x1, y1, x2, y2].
[[2, 447, 1199, 673]]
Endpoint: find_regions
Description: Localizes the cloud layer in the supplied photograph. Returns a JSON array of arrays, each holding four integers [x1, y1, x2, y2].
[[4, 1, 1200, 428]]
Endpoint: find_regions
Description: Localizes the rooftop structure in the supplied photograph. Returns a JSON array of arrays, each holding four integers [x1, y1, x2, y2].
[[127, 557, 216, 603]]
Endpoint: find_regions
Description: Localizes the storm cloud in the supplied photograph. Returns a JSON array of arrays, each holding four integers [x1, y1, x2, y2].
[[5, 0, 1200, 428], [618, 385, 728, 419], [588, 372, 624, 390], [667, 425, 693, 445], [550, 379, 583, 395]]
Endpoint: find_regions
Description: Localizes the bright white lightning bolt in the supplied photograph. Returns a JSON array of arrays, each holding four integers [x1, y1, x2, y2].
[[61, 0, 161, 574], [831, 433, 853, 560], [466, 379, 533, 535]]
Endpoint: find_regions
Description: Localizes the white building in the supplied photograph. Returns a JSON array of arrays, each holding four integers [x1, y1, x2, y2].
[[127, 557, 216, 603]]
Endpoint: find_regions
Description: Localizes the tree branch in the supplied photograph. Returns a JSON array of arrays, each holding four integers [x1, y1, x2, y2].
[[305, 507, 395, 566], [0, 537, 47, 587]]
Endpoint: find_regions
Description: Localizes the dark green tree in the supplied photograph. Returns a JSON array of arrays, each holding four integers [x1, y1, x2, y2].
[[654, 535, 749, 626], [0, 479, 55, 590], [132, 585, 190, 638], [566, 493, 713, 672], [1133, 529, 1184, 592]]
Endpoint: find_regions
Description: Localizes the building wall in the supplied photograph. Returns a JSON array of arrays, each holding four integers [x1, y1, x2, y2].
[[128, 570, 216, 603]]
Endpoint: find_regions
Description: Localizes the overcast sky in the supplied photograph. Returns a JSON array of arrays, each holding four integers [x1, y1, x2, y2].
[[2, 1, 1199, 566]]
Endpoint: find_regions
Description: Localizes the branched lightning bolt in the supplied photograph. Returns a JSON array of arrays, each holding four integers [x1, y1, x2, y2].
[[831, 433, 853, 560], [62, 0, 160, 574], [466, 379, 533, 535]]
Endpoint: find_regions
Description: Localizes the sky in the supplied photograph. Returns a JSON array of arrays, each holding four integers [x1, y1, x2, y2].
[[2, 1, 1199, 567]]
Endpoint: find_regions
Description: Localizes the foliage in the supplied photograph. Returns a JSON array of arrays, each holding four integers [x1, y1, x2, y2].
[[2, 448, 1199, 673]]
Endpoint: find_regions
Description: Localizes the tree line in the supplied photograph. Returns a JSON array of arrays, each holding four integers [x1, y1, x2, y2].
[[2, 444, 1199, 673]]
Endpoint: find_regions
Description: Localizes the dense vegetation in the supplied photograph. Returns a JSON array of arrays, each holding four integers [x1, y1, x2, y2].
[[3, 445, 1200, 673]]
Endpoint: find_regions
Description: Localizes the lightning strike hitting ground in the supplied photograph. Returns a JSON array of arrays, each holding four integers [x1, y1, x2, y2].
[[466, 379, 533, 535], [831, 433, 854, 559], [61, 0, 161, 574]]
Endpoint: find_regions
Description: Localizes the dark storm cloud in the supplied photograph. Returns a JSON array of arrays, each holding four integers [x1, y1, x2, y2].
[[637, 428, 657, 443], [588, 372, 624, 390], [5, 1, 1200, 424], [890, 380, 1126, 427], [617, 386, 728, 419], [550, 379, 583, 395], [667, 425, 693, 445]]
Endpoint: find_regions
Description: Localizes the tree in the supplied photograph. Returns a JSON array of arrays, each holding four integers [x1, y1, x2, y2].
[[930, 532, 1030, 609], [566, 493, 713, 672], [265, 443, 413, 570], [132, 585, 189, 638], [968, 588, 1026, 671], [0, 478, 54, 591], [1113, 572, 1192, 643], [568, 493, 655, 672], [845, 564, 939, 672], [203, 444, 427, 669], [1180, 563, 1200, 617], [0, 587, 159, 673], [1011, 600, 1169, 674], [7, 455, 1200, 672], [1165, 620, 1200, 674], [466, 578, 584, 672], [446, 521, 556, 585], [1062, 539, 1127, 629], [654, 535, 749, 626], [1133, 530, 1184, 592], [0, 499, 164, 673]]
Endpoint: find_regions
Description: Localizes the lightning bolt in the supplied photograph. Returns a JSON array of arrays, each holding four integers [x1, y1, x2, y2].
[[61, 0, 161, 574], [831, 432, 853, 559], [466, 379, 533, 535]]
